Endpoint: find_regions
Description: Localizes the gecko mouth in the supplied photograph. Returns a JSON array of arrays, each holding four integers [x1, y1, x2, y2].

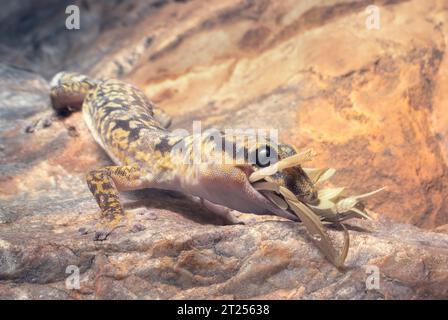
[[239, 148, 317, 221], [247, 148, 317, 211]]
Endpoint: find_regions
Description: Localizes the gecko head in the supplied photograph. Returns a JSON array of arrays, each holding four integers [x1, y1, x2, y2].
[[193, 140, 318, 221], [248, 143, 319, 206], [186, 136, 319, 221]]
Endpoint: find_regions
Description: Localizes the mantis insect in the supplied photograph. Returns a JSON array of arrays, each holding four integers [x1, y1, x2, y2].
[[249, 148, 384, 269]]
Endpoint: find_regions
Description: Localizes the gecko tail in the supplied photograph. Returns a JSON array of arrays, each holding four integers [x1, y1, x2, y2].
[[50, 71, 98, 113]]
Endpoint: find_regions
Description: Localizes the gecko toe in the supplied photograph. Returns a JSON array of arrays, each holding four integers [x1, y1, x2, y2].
[[93, 230, 111, 241]]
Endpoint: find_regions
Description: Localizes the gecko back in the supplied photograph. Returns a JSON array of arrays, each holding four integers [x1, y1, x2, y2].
[[50, 72, 172, 165]]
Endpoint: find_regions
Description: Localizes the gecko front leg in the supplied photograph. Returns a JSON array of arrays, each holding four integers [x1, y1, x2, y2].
[[199, 198, 252, 225], [86, 165, 150, 240]]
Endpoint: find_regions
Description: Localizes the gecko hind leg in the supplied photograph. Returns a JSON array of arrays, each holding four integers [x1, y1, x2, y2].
[[86, 165, 149, 241]]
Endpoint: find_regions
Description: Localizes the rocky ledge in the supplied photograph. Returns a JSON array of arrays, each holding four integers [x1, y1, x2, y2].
[[1, 65, 447, 299]]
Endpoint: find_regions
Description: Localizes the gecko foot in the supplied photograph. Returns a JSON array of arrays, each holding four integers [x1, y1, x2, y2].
[[78, 215, 130, 241], [225, 212, 246, 225], [78, 224, 115, 241], [228, 211, 260, 225], [93, 218, 129, 241], [93, 229, 112, 241]]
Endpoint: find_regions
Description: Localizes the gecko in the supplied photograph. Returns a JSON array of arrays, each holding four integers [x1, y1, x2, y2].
[[50, 72, 318, 240]]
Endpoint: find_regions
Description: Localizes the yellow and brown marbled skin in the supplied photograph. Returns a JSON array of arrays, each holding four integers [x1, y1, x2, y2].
[[51, 72, 184, 239], [50, 72, 317, 240]]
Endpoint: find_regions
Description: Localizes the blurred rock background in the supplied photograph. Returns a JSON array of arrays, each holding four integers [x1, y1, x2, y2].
[[1, 0, 447, 299]]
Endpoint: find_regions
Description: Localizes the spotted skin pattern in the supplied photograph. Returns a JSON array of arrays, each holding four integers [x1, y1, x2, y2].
[[86, 166, 141, 220], [50, 72, 317, 240]]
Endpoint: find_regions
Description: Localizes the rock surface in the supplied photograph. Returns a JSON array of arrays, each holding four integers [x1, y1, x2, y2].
[[1, 0, 448, 299]]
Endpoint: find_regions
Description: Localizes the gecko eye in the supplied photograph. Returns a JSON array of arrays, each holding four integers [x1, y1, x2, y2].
[[253, 145, 277, 168]]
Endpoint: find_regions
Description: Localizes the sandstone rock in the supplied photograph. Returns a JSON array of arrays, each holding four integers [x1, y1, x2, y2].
[[1, 0, 448, 299], [1, 64, 448, 300]]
